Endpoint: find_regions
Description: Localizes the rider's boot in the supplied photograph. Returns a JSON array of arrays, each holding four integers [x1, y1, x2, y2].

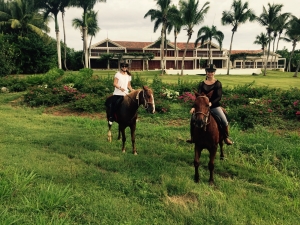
[[224, 126, 233, 145]]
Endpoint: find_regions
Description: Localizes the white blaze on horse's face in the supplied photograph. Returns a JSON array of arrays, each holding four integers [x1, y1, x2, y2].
[[194, 95, 210, 128]]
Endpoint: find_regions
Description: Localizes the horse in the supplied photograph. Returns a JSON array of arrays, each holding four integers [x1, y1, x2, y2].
[[105, 86, 155, 155], [192, 91, 225, 185]]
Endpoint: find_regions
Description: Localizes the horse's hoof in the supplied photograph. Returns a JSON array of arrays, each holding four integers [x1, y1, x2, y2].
[[122, 149, 126, 153], [209, 181, 215, 186], [133, 152, 138, 155]]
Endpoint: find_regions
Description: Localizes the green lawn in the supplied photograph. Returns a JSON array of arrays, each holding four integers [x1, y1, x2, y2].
[[0, 71, 299, 224], [91, 69, 300, 90]]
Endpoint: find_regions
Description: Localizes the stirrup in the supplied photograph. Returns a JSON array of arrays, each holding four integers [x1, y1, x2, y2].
[[186, 139, 194, 144]]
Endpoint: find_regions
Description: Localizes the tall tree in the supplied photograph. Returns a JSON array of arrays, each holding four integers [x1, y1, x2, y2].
[[71, 0, 106, 68], [72, 10, 100, 68], [195, 25, 224, 65], [253, 32, 270, 70], [0, 0, 50, 37], [179, 0, 210, 75], [221, 0, 256, 75], [282, 16, 300, 75], [256, 3, 284, 75], [144, 0, 178, 75], [38, 0, 71, 69], [271, 13, 291, 68], [168, 4, 182, 70]]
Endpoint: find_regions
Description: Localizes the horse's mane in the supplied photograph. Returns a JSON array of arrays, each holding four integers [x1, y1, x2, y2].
[[123, 89, 143, 105]]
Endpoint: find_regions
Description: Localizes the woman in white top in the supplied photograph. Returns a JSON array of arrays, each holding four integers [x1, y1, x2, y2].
[[106, 62, 134, 124]]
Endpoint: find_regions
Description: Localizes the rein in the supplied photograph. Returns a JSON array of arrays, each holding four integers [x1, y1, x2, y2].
[[136, 90, 152, 109], [194, 95, 211, 130]]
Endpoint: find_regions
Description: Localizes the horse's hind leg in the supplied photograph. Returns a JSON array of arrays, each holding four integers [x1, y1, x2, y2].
[[130, 124, 137, 155], [194, 146, 201, 183], [208, 148, 217, 185]]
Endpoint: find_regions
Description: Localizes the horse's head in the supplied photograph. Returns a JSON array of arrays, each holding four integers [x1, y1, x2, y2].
[[137, 86, 155, 114], [193, 91, 213, 129]]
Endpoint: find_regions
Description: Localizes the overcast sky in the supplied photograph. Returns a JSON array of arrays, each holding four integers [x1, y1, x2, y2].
[[48, 0, 298, 52]]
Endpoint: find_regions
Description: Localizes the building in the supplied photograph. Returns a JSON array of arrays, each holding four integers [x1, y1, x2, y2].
[[89, 38, 285, 71]]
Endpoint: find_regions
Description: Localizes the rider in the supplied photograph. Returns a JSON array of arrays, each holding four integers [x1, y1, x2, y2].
[[106, 61, 134, 125], [186, 64, 233, 145]]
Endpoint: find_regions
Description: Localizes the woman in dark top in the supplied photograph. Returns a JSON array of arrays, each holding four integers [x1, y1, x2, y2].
[[186, 64, 233, 145]]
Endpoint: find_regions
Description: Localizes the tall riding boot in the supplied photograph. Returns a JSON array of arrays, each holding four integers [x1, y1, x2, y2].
[[224, 125, 233, 145], [108, 104, 115, 124]]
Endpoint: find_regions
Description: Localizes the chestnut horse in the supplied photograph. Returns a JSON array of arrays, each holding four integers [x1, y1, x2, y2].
[[105, 86, 155, 155], [192, 91, 225, 185]]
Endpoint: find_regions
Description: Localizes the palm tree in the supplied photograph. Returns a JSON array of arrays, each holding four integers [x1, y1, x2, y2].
[[195, 25, 224, 65], [59, 0, 71, 70], [168, 4, 182, 70], [256, 3, 284, 75], [70, 0, 106, 68], [39, 0, 71, 69], [179, 0, 210, 75], [282, 16, 300, 75], [253, 32, 270, 70], [144, 0, 178, 75], [0, 0, 50, 37], [221, 0, 256, 75], [72, 10, 100, 68], [271, 13, 291, 69]]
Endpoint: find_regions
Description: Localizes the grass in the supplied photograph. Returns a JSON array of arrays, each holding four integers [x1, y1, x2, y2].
[[0, 87, 299, 224]]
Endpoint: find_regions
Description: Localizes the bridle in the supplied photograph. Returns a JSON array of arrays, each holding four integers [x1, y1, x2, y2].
[[136, 89, 154, 109], [194, 95, 211, 129]]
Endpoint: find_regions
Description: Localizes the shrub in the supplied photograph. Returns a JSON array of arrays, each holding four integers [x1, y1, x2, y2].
[[71, 95, 105, 113], [24, 85, 85, 107]]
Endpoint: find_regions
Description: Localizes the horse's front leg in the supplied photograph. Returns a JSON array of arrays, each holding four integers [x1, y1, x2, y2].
[[107, 123, 112, 142], [208, 147, 217, 185], [219, 141, 224, 160], [130, 122, 137, 155], [194, 145, 201, 183]]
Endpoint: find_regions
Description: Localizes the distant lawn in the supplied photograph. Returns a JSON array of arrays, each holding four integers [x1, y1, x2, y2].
[[90, 70, 299, 90]]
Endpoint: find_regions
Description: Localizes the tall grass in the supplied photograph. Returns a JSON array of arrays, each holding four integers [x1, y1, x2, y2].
[[0, 92, 299, 224]]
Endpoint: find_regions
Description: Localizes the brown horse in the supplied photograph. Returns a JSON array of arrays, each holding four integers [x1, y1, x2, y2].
[[192, 91, 225, 185], [105, 86, 155, 155]]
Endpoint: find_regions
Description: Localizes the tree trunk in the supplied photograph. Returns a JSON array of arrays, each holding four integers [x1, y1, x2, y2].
[[83, 27, 88, 68], [263, 34, 272, 76], [54, 15, 61, 69], [271, 38, 276, 69], [160, 26, 165, 75], [226, 31, 235, 75], [89, 36, 93, 68], [174, 31, 178, 70], [181, 36, 191, 75], [56, 31, 62, 69], [62, 11, 68, 71], [287, 42, 296, 72], [293, 60, 300, 77]]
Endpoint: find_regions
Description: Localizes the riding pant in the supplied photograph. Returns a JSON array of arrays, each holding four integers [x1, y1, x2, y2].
[[210, 106, 228, 127]]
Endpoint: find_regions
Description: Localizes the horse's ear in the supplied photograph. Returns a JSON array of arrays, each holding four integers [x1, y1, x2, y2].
[[194, 91, 200, 97], [207, 91, 214, 98], [143, 85, 148, 90]]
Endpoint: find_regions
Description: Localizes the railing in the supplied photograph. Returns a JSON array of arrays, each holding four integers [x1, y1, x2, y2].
[[196, 53, 224, 57]]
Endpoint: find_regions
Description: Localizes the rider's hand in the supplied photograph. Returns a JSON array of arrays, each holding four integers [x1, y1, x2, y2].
[[209, 102, 212, 107], [190, 108, 195, 114]]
